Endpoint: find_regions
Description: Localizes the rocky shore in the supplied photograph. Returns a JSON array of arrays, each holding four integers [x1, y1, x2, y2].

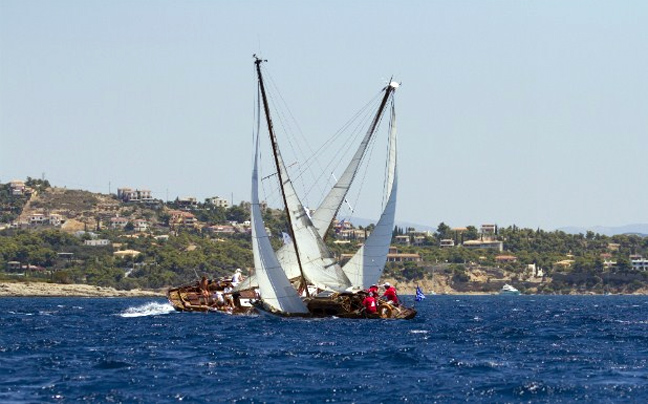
[[0, 282, 164, 297]]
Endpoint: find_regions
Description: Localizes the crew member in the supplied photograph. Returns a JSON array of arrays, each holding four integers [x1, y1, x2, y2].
[[382, 282, 399, 305], [231, 268, 244, 288], [199, 276, 210, 303], [362, 292, 378, 314], [367, 284, 379, 295]]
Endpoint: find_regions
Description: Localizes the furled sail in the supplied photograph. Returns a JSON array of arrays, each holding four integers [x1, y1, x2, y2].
[[250, 134, 308, 314], [341, 98, 398, 289]]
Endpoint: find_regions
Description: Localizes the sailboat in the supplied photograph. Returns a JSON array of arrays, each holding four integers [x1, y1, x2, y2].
[[249, 55, 415, 319]]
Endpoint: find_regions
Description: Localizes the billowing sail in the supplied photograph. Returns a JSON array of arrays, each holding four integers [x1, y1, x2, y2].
[[274, 146, 352, 292], [251, 135, 308, 314], [342, 99, 398, 289], [236, 79, 398, 294]]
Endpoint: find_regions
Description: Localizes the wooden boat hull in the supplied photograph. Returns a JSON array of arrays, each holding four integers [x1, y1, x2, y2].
[[253, 292, 417, 320], [166, 282, 256, 315]]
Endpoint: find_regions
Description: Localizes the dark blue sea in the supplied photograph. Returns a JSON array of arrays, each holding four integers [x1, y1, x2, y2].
[[1, 295, 647, 403]]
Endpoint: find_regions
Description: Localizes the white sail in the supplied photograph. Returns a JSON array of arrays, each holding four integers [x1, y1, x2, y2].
[[251, 135, 308, 314], [310, 83, 397, 238], [236, 80, 398, 294], [342, 99, 398, 289], [274, 147, 353, 292]]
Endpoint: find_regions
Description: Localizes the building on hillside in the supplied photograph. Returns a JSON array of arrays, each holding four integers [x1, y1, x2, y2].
[[168, 210, 198, 228], [28, 213, 62, 226], [9, 180, 26, 196], [480, 224, 497, 238], [84, 239, 111, 246], [333, 220, 353, 232], [132, 219, 149, 232], [206, 225, 236, 234], [463, 239, 504, 252], [177, 197, 198, 209], [338, 247, 422, 265], [412, 235, 426, 246], [6, 261, 21, 272], [48, 213, 64, 226], [117, 188, 154, 203], [395, 235, 410, 246], [205, 196, 230, 208], [607, 243, 621, 251], [337, 229, 367, 241], [110, 216, 129, 229], [495, 255, 517, 263], [440, 239, 455, 248], [387, 246, 422, 263], [631, 256, 648, 271]]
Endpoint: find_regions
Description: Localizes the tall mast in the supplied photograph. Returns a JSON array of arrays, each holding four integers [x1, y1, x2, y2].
[[254, 55, 310, 297]]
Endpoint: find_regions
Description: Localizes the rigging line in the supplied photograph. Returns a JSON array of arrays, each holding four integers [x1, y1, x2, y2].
[[296, 92, 383, 179], [274, 90, 382, 200], [262, 72, 315, 208], [298, 94, 384, 203], [264, 70, 385, 206]]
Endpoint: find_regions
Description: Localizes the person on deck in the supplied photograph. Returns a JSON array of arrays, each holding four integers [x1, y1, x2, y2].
[[231, 268, 244, 288], [199, 276, 210, 303], [382, 282, 399, 306], [367, 284, 379, 295], [362, 292, 378, 314]]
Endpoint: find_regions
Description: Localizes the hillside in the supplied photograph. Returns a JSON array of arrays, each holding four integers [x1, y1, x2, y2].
[[2, 180, 648, 295]]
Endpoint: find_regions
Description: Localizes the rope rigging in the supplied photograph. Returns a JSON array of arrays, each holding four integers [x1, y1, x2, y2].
[[255, 64, 395, 223]]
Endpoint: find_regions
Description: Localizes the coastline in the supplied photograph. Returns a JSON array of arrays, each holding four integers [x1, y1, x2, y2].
[[0, 281, 164, 298]]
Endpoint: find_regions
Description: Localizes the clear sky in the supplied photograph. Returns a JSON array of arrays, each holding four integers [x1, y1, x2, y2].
[[1, 1, 647, 231]]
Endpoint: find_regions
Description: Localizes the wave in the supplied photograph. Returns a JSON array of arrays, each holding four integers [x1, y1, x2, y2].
[[118, 302, 175, 318]]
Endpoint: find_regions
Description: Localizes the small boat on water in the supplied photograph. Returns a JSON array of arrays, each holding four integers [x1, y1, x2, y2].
[[167, 277, 257, 314], [500, 283, 521, 295]]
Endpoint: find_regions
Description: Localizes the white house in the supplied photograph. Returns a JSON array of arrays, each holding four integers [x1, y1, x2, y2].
[[206, 196, 230, 208]]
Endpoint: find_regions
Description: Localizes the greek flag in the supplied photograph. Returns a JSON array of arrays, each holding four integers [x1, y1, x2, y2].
[[281, 232, 292, 245], [415, 285, 426, 302]]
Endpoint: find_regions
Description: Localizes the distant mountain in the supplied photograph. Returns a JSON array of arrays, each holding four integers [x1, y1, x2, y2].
[[557, 224, 648, 237]]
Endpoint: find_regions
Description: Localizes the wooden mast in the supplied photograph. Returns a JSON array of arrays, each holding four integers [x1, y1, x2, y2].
[[254, 55, 311, 297]]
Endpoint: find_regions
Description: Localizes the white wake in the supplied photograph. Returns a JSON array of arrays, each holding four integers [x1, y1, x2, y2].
[[119, 302, 175, 318]]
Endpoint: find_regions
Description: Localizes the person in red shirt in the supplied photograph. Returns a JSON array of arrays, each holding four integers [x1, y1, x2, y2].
[[362, 292, 378, 314], [382, 282, 399, 305], [367, 284, 379, 295]]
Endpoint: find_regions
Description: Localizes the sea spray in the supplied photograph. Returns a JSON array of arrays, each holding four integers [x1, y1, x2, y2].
[[119, 301, 175, 317]]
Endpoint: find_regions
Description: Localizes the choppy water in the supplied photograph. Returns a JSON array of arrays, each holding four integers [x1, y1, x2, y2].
[[1, 295, 648, 403]]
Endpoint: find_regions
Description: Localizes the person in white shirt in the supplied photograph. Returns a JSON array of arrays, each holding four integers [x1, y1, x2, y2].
[[231, 268, 244, 287]]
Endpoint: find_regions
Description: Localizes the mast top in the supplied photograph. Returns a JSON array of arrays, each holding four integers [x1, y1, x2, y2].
[[253, 54, 267, 65]]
